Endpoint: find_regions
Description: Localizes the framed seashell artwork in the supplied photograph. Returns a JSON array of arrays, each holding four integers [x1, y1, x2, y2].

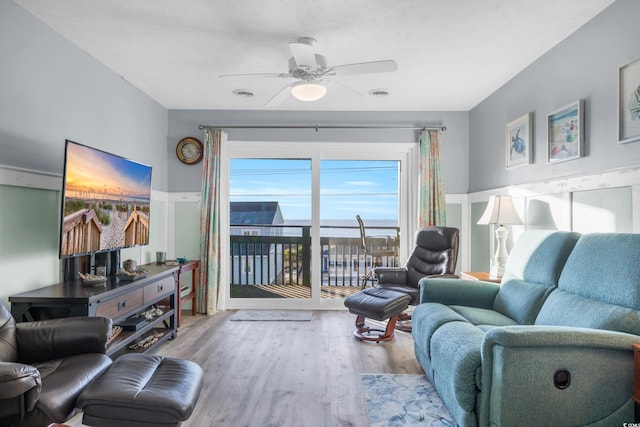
[[619, 56, 640, 144], [506, 112, 533, 170], [547, 100, 584, 164]]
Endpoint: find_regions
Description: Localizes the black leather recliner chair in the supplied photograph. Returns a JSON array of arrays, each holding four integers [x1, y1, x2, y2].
[[373, 226, 460, 329], [0, 300, 112, 427]]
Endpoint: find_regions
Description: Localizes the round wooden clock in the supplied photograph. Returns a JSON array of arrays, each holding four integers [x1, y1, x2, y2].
[[176, 137, 204, 165]]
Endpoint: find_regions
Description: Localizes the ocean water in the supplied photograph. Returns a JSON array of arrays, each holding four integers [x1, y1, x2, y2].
[[283, 219, 398, 238]]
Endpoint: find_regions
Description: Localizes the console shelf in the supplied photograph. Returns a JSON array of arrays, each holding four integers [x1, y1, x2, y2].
[[9, 263, 179, 358], [107, 310, 175, 357]]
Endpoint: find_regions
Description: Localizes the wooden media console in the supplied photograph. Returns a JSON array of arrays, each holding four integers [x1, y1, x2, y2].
[[9, 263, 179, 358]]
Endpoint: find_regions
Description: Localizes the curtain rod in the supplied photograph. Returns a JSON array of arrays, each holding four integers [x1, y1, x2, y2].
[[198, 124, 446, 132]]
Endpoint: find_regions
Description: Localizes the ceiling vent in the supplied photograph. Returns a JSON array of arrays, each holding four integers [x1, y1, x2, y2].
[[368, 88, 390, 97], [233, 89, 255, 97]]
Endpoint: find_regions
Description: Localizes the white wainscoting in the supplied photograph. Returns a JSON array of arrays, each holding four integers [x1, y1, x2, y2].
[[3, 163, 640, 292]]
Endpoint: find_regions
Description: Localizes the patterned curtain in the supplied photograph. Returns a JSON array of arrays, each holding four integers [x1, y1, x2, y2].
[[197, 129, 226, 315], [418, 129, 447, 227]]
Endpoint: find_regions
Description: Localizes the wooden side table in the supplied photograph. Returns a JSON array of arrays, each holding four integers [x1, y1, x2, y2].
[[176, 260, 200, 327], [633, 343, 640, 421], [460, 271, 502, 284]]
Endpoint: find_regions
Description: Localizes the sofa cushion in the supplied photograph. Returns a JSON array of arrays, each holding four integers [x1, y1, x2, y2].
[[449, 305, 519, 327], [375, 283, 420, 305], [33, 353, 111, 422], [556, 233, 640, 308], [537, 233, 640, 333], [536, 290, 640, 335], [493, 230, 580, 324], [343, 287, 410, 321], [0, 301, 18, 362], [500, 230, 580, 285], [78, 353, 204, 427], [430, 321, 484, 427], [406, 227, 459, 286], [16, 316, 111, 364], [412, 303, 468, 360], [493, 279, 555, 325]]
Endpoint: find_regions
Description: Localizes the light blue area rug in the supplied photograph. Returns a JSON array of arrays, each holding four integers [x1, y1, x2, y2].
[[361, 374, 457, 426]]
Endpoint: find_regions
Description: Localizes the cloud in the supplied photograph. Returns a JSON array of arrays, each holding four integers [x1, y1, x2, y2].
[[346, 180, 377, 186]]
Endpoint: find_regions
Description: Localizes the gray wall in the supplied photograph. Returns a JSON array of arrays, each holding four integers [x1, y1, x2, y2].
[[167, 110, 470, 193], [0, 1, 169, 190], [469, 0, 640, 192], [2, 0, 638, 301], [0, 1, 169, 301]]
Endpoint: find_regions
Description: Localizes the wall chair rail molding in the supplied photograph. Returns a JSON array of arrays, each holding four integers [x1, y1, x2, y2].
[[0, 163, 172, 199], [467, 163, 640, 234], [510, 164, 640, 196], [0, 164, 61, 190]]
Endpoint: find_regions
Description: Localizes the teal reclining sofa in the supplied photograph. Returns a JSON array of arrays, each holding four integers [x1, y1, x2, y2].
[[412, 230, 640, 426]]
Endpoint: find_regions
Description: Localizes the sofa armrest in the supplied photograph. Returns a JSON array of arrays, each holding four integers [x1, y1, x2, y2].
[[433, 273, 459, 279], [418, 277, 500, 308], [0, 362, 41, 410], [372, 267, 407, 285], [16, 316, 112, 364], [480, 325, 638, 427]]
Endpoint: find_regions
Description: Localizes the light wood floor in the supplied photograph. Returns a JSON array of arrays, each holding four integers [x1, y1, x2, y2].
[[67, 310, 423, 427]]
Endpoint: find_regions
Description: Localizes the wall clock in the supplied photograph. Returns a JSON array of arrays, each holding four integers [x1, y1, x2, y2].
[[176, 137, 203, 165]]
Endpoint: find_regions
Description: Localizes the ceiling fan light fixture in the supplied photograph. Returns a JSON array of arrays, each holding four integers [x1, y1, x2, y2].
[[291, 81, 327, 102]]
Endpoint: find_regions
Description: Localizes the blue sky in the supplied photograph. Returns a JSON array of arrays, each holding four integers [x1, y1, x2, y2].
[[230, 159, 398, 221], [65, 141, 152, 200]]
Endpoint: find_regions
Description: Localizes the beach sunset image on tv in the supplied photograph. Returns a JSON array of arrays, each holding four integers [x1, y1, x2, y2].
[[61, 141, 152, 257]]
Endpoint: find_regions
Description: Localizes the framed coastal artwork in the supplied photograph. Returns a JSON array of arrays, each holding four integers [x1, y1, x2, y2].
[[506, 112, 532, 170], [618, 57, 640, 144], [547, 100, 584, 163]]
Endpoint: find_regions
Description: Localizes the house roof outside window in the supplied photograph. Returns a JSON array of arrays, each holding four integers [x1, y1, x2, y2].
[[230, 201, 284, 225]]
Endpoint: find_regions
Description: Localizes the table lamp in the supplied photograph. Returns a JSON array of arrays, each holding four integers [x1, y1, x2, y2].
[[477, 195, 523, 279]]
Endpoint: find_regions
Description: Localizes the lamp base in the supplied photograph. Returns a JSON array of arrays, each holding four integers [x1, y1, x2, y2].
[[490, 224, 510, 280], [489, 264, 504, 280]]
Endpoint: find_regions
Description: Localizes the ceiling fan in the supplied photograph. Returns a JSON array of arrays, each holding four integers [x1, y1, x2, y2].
[[219, 37, 398, 106]]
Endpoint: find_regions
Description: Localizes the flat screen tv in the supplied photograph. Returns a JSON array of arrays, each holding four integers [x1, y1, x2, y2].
[[59, 140, 152, 259]]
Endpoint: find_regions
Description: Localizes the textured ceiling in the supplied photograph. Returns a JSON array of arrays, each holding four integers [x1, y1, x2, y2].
[[15, 0, 615, 111]]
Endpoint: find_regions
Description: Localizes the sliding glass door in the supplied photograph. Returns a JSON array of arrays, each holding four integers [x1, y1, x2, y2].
[[319, 160, 399, 300], [224, 141, 415, 310], [228, 158, 312, 300]]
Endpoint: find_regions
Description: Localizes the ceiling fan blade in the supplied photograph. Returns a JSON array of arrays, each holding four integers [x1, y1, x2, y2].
[[330, 79, 363, 97], [266, 83, 293, 107], [330, 60, 398, 76], [218, 72, 289, 78], [289, 42, 317, 69]]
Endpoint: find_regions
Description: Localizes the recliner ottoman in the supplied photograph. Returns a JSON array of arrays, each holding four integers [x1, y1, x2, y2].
[[344, 287, 411, 342], [77, 353, 204, 427]]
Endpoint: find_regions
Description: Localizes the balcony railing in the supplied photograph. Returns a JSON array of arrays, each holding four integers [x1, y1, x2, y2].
[[230, 224, 399, 290]]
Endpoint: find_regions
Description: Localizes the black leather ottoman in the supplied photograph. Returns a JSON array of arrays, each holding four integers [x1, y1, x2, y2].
[[343, 287, 411, 342], [77, 353, 204, 427]]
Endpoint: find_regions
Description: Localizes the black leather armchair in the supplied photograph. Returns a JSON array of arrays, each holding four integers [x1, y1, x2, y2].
[[373, 226, 459, 329], [0, 299, 112, 427]]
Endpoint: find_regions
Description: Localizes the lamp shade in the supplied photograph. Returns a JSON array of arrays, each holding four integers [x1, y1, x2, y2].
[[291, 81, 327, 102], [477, 195, 523, 225]]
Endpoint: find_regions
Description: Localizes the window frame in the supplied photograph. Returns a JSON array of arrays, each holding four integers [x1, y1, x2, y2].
[[222, 140, 418, 310]]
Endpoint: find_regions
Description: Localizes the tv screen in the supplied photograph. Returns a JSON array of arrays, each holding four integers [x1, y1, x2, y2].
[[60, 140, 152, 258]]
